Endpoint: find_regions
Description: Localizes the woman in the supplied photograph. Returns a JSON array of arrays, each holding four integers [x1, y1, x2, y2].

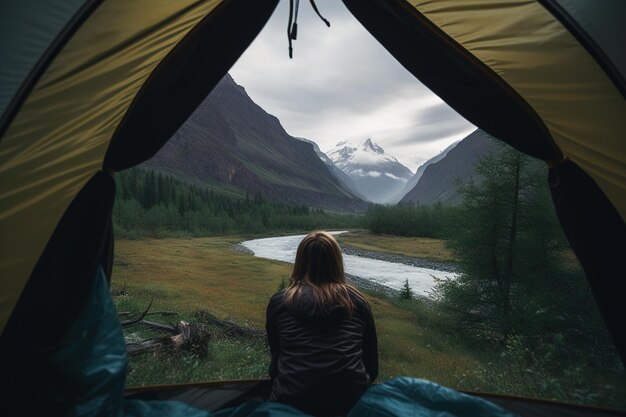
[[266, 231, 378, 417]]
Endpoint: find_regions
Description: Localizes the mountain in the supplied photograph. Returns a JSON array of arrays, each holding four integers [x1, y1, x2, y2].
[[144, 74, 366, 212], [326, 139, 413, 204], [295, 137, 368, 200], [388, 139, 460, 204], [400, 130, 503, 205]]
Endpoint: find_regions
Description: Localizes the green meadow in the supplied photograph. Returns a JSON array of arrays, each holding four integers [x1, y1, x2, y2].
[[112, 234, 626, 410]]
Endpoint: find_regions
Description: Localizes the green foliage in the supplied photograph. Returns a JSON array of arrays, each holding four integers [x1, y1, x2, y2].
[[364, 202, 457, 238], [433, 146, 611, 355], [454, 334, 625, 407], [277, 277, 287, 291], [399, 279, 413, 300], [113, 167, 364, 237]]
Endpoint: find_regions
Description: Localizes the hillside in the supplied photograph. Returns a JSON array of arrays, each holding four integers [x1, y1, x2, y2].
[[389, 139, 460, 204], [400, 130, 502, 205], [144, 74, 366, 212]]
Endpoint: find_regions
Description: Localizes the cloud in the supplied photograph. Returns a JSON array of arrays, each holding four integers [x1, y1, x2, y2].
[[230, 1, 475, 170], [384, 173, 408, 182]]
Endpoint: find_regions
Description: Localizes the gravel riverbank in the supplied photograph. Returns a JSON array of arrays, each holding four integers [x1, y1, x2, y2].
[[346, 274, 400, 297], [342, 246, 458, 273], [232, 244, 254, 255]]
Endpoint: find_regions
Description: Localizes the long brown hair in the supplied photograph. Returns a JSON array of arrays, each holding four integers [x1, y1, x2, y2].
[[283, 231, 366, 316]]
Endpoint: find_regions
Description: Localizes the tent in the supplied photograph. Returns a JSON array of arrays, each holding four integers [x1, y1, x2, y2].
[[0, 0, 624, 415]]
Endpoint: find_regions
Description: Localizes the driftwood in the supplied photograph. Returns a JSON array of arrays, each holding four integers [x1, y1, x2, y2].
[[120, 299, 153, 327], [123, 305, 264, 357], [118, 311, 178, 317], [126, 320, 210, 356], [139, 319, 177, 333], [194, 311, 265, 340]]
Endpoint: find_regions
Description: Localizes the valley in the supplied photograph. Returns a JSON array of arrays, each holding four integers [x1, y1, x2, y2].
[[112, 234, 626, 410], [140, 74, 496, 209], [109, 73, 625, 411]]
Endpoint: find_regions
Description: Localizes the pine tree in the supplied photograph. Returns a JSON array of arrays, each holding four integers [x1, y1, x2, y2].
[[434, 146, 598, 343], [399, 279, 413, 300], [157, 172, 166, 205], [129, 167, 138, 198]]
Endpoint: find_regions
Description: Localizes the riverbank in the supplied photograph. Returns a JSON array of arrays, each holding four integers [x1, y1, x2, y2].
[[114, 236, 626, 409], [342, 245, 457, 273], [233, 243, 399, 297], [233, 243, 433, 299]]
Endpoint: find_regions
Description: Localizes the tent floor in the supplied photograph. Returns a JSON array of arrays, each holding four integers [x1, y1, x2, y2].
[[125, 379, 626, 416]]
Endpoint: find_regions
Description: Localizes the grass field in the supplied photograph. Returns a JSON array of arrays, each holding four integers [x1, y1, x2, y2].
[[113, 234, 626, 410], [337, 230, 456, 262]]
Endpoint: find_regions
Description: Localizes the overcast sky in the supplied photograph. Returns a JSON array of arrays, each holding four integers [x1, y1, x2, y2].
[[230, 1, 475, 171]]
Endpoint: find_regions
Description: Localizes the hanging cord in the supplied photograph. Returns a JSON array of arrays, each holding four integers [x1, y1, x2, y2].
[[287, 0, 330, 59], [309, 0, 330, 27], [292, 0, 300, 40], [288, 0, 294, 58]]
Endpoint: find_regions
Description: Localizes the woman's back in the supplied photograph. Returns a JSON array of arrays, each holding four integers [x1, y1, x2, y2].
[[266, 285, 378, 416], [265, 231, 379, 416]]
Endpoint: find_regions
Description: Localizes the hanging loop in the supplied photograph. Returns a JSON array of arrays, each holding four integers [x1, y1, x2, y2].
[[287, 0, 331, 58]]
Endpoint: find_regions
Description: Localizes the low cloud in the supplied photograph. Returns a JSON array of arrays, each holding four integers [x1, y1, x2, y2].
[[385, 173, 407, 182]]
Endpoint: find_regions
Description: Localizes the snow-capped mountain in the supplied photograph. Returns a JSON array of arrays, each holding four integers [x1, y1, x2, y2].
[[295, 137, 367, 200], [388, 139, 460, 204], [326, 138, 413, 204]]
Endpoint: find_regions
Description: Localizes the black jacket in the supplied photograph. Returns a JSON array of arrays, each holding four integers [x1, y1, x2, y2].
[[266, 286, 378, 416]]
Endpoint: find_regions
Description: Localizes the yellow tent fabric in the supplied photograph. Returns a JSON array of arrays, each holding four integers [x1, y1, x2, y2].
[[407, 0, 626, 221], [2, 0, 624, 338], [0, 0, 224, 333]]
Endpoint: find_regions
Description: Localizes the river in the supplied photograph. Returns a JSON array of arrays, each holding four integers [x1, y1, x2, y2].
[[241, 232, 457, 297]]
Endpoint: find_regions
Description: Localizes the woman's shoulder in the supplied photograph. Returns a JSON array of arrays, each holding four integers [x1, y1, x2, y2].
[[267, 289, 286, 313], [346, 286, 371, 311], [269, 289, 286, 303]]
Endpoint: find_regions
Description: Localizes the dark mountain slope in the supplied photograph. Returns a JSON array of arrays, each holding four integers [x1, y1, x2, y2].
[[400, 130, 503, 205], [145, 75, 365, 212]]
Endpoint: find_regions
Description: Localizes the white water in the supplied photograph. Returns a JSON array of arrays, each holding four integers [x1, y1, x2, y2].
[[241, 232, 457, 297]]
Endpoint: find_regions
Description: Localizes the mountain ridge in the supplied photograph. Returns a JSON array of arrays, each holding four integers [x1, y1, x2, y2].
[[389, 139, 461, 204], [400, 130, 503, 205], [144, 74, 367, 212]]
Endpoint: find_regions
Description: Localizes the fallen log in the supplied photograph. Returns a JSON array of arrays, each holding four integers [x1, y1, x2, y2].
[[121, 299, 153, 327], [118, 311, 178, 317], [194, 311, 264, 339], [136, 319, 177, 334], [126, 321, 210, 356]]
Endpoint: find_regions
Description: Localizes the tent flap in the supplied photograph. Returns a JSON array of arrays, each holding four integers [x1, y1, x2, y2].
[[104, 0, 280, 170], [342, 0, 561, 162]]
